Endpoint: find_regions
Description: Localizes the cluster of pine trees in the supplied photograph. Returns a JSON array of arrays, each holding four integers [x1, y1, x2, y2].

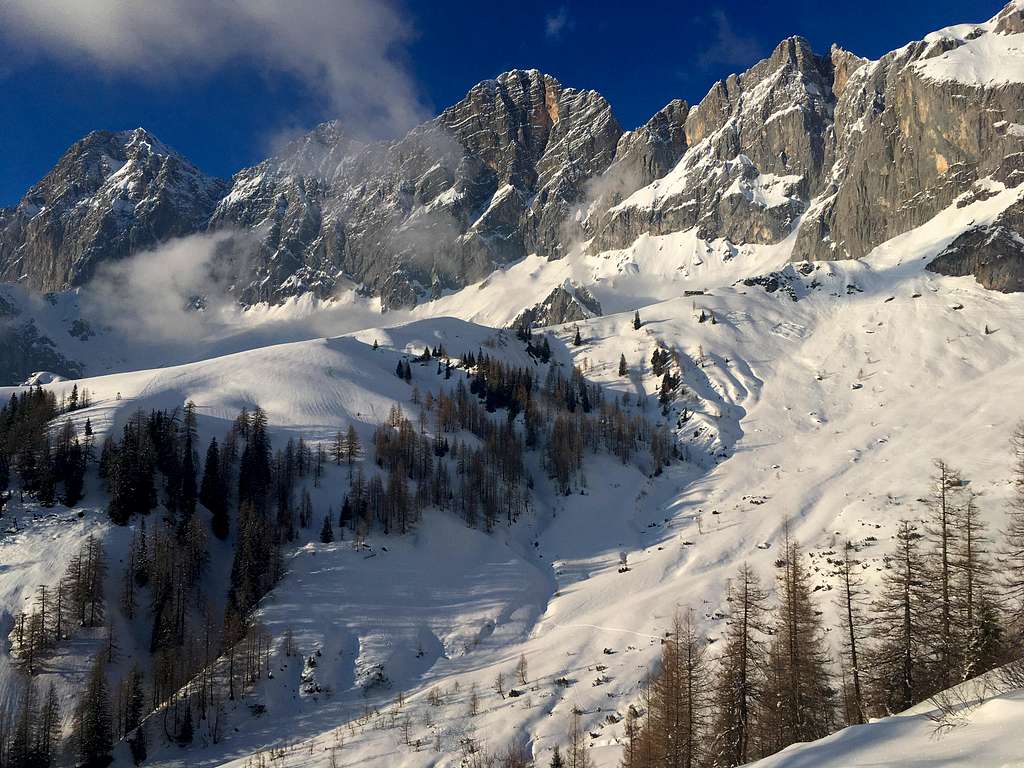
[[649, 347, 681, 409], [57, 404, 283, 756], [622, 437, 1024, 768], [99, 404, 201, 527], [9, 534, 107, 674], [0, 386, 93, 507], [511, 324, 553, 364], [2, 536, 111, 767], [0, 679, 62, 768], [466, 352, 674, 484], [354, 350, 672, 541]]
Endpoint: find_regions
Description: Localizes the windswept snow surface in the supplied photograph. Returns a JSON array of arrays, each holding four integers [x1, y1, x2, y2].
[[915, 16, 1024, 87], [749, 688, 1024, 768], [1, 180, 1024, 767]]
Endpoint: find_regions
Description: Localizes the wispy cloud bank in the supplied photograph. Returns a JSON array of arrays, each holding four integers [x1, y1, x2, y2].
[[80, 231, 242, 343], [545, 7, 572, 40], [76, 231, 408, 362], [699, 9, 764, 70], [0, 0, 427, 138]]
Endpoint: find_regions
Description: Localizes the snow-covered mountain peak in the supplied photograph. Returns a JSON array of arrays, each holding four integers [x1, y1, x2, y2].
[[4, 3, 1024, 316], [0, 127, 226, 291]]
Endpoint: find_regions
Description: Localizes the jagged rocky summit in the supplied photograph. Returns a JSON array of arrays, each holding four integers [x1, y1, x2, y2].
[[4, 2, 1024, 307]]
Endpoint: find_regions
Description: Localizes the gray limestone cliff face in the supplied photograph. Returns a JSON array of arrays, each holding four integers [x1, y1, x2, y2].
[[588, 2, 1024, 293], [613, 99, 690, 189], [927, 198, 1024, 292], [794, 1, 1024, 268], [566, 99, 691, 245], [212, 70, 624, 308], [0, 129, 226, 292], [591, 37, 835, 252], [0, 293, 82, 385], [206, 121, 361, 303], [1, 73, 629, 311]]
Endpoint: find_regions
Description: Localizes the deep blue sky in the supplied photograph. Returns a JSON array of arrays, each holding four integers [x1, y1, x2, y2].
[[0, 0, 1002, 206]]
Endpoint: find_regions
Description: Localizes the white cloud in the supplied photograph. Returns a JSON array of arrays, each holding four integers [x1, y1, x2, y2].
[[545, 7, 571, 40], [76, 229, 405, 359], [80, 231, 240, 343], [0, 0, 427, 138], [699, 9, 764, 70]]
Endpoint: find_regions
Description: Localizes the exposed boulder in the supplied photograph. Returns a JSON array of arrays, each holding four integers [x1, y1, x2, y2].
[[926, 200, 1024, 291], [512, 280, 603, 329]]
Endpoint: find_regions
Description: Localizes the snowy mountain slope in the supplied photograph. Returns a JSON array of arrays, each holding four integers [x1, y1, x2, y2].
[[0, 319, 541, 748], [202, 187, 1024, 767], [0, 510, 114, 726], [1, 171, 1022, 767], [5, 6, 1024, 764]]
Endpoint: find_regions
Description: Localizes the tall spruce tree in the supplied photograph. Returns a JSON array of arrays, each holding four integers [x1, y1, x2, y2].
[[1001, 420, 1024, 635], [345, 424, 361, 470], [200, 437, 229, 540], [320, 513, 334, 543], [835, 541, 868, 725], [922, 459, 962, 691], [869, 520, 929, 714], [954, 490, 1004, 679], [63, 438, 86, 506], [710, 564, 769, 767], [36, 438, 56, 507], [764, 531, 834, 750], [36, 681, 61, 767], [10, 678, 37, 768], [237, 406, 272, 513], [74, 654, 112, 768], [623, 609, 709, 768], [180, 431, 198, 525], [331, 430, 345, 465]]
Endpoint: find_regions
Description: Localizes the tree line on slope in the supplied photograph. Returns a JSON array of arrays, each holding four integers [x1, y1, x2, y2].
[[0, 385, 94, 509], [621, 427, 1024, 768], [0, 340, 672, 766]]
